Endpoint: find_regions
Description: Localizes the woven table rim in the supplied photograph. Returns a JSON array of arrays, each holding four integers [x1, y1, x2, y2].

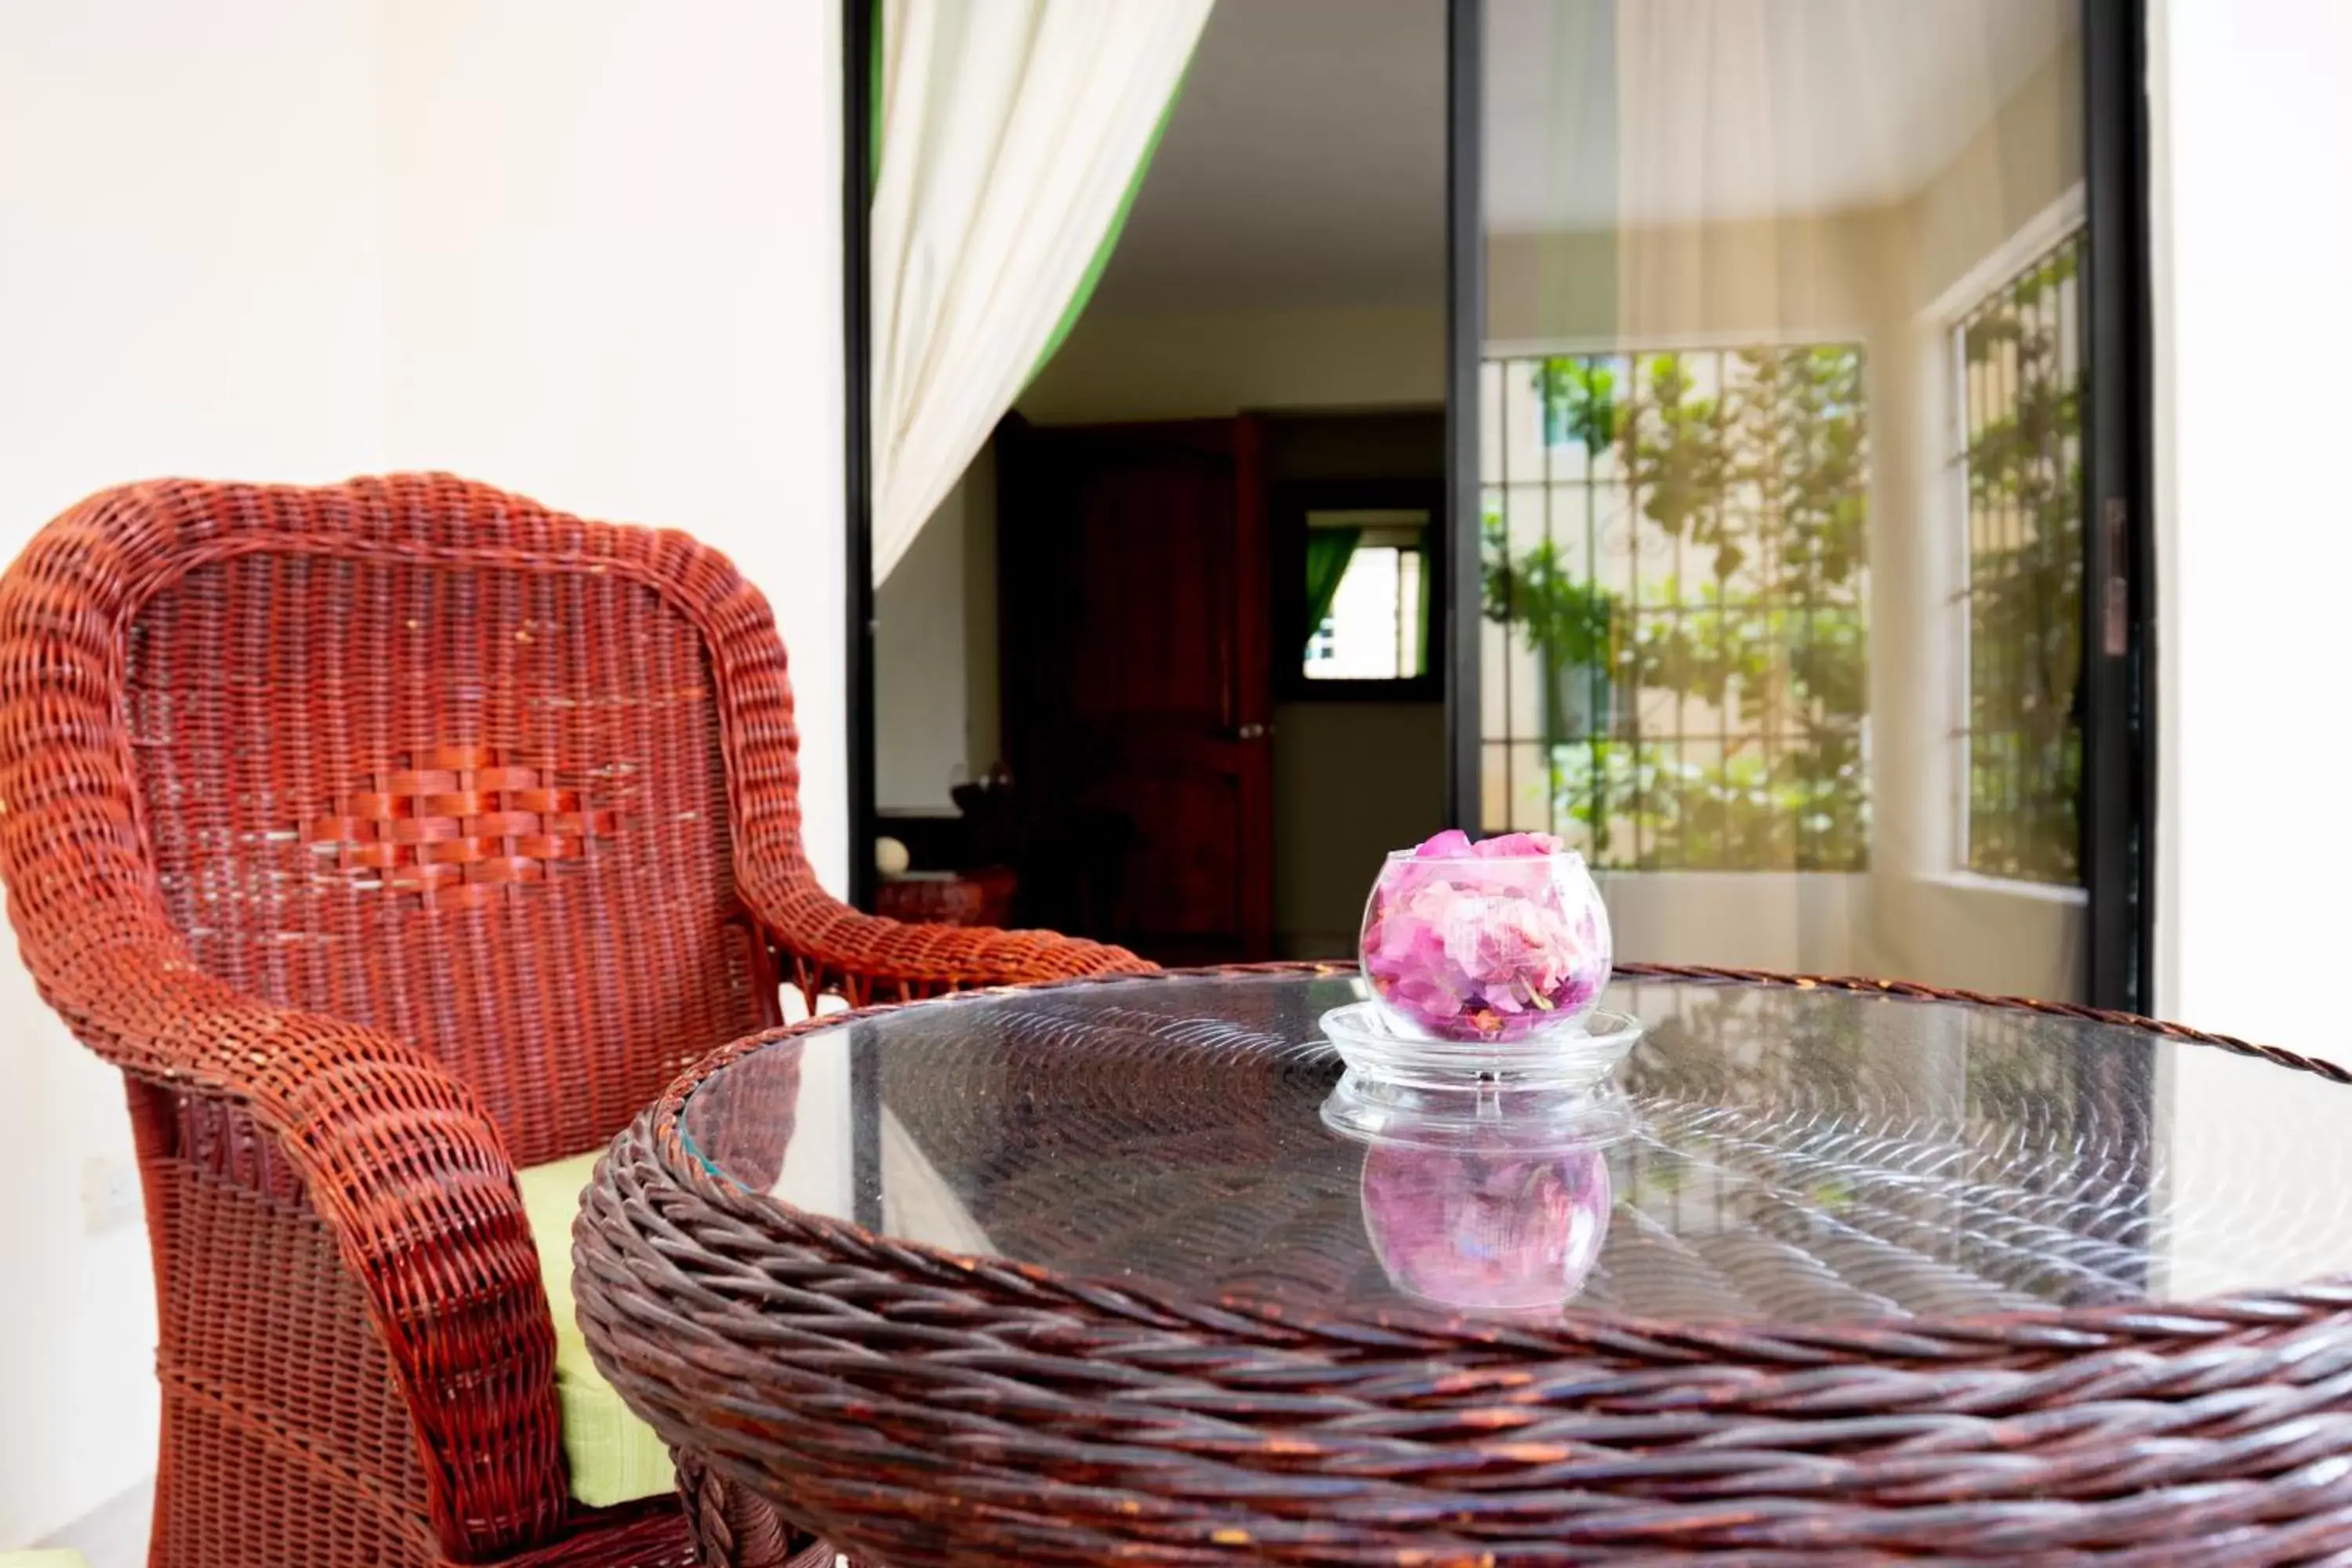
[[629, 961, 2352, 1365]]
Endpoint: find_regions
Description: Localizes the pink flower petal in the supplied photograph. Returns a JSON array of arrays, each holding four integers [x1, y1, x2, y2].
[[1412, 829, 1477, 859], [1474, 831, 1565, 858], [1365, 837, 1610, 1041]]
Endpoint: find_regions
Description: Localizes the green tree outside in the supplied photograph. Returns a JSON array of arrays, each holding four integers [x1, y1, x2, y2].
[[1486, 347, 1871, 870]]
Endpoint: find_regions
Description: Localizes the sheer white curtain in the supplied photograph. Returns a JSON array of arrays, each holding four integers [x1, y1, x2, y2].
[[870, 0, 1212, 583]]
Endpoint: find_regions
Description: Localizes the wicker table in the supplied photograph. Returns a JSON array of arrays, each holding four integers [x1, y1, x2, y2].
[[575, 964, 2352, 1565]]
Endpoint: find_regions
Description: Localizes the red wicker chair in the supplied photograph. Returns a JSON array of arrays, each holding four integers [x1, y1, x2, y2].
[[0, 474, 1149, 1568]]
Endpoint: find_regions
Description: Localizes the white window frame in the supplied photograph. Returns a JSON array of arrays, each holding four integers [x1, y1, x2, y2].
[[1931, 185, 2090, 901]]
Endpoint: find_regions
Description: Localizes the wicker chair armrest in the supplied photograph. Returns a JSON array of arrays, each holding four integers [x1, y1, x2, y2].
[[742, 868, 1153, 1000], [41, 930, 568, 1557]]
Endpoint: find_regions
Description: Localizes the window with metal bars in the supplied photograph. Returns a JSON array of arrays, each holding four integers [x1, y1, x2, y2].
[[1480, 347, 1870, 871], [1954, 228, 2085, 887]]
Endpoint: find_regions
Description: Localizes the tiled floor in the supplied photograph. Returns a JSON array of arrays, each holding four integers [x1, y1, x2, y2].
[[31, 1483, 855, 1568], [33, 1479, 149, 1568]]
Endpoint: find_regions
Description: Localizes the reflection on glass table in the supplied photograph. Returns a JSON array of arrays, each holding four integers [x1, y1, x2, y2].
[[679, 970, 2352, 1326], [1344, 1105, 1619, 1318]]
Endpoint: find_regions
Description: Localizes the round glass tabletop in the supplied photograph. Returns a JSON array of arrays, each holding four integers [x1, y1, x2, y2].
[[678, 968, 2352, 1325]]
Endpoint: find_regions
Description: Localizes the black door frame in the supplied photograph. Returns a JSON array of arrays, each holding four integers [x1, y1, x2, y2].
[[843, 0, 877, 919], [2080, 0, 2159, 1014], [1443, 0, 1485, 836], [1437, 0, 2159, 1013], [841, 0, 882, 1232]]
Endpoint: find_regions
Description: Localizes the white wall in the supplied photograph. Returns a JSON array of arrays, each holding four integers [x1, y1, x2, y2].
[[2150, 0, 2352, 1046], [376, 0, 848, 887], [0, 1, 844, 1544], [1018, 305, 1446, 425], [1486, 212, 1889, 348], [876, 480, 974, 809], [2129, 0, 2352, 1301], [1865, 35, 2084, 1004], [1600, 872, 1864, 974], [0, 3, 385, 1540], [876, 441, 997, 811]]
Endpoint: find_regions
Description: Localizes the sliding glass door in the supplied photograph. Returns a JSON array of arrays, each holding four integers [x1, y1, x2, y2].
[[1452, 0, 2149, 1007]]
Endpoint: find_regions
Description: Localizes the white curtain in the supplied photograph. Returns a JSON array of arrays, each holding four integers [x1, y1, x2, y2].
[[870, 0, 1213, 583]]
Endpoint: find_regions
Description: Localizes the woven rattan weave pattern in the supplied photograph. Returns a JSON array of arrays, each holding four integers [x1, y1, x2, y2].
[[0, 474, 1149, 1568], [577, 963, 2352, 1566], [298, 740, 624, 908]]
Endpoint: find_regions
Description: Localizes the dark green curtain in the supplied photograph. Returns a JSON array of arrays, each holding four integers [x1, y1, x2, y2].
[[1302, 528, 1362, 654]]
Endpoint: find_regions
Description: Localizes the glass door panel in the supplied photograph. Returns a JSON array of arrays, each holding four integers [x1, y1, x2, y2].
[[1475, 0, 2092, 1000]]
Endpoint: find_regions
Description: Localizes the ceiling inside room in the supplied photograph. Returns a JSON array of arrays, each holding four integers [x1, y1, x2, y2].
[[1484, 0, 2075, 232], [1084, 0, 1447, 316], [1086, 0, 2074, 318]]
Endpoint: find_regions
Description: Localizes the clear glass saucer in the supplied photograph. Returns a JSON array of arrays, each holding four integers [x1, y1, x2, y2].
[[1320, 1000, 1642, 1091], [1318, 1000, 1642, 1149], [1320, 1073, 1636, 1150]]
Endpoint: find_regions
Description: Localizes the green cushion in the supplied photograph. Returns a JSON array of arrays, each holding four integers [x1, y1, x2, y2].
[[516, 1150, 674, 1508]]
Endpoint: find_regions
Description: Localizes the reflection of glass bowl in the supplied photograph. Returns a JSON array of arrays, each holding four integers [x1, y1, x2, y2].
[[1360, 848, 1611, 1041], [1322, 1000, 1642, 1094], [1359, 1142, 1612, 1315], [1321, 1076, 1630, 1319]]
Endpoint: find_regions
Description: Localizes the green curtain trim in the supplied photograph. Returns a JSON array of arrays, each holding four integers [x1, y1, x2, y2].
[[1413, 525, 1432, 676], [1025, 54, 1195, 387], [1302, 527, 1363, 659], [868, 9, 1199, 387]]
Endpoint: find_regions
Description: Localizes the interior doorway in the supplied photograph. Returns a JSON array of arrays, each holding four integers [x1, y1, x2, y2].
[[867, 0, 1449, 965], [996, 416, 1275, 964]]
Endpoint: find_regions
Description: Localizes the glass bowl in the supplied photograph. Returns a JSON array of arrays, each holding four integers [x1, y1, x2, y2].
[[1359, 844, 1611, 1041]]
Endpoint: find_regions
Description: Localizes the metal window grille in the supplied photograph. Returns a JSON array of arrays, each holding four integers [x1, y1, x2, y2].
[[1955, 229, 2085, 886], [1481, 347, 1871, 870]]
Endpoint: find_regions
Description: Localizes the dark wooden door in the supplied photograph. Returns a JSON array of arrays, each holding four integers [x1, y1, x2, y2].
[[999, 416, 1273, 964]]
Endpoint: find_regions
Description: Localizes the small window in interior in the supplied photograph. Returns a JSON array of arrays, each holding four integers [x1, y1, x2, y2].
[[1304, 510, 1432, 682]]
